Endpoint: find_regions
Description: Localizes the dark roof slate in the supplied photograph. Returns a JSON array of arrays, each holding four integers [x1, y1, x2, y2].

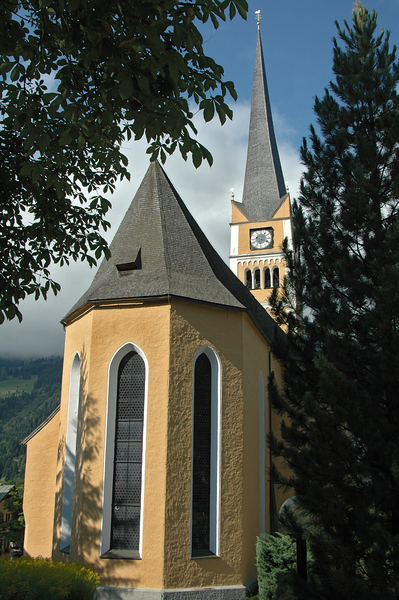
[[240, 27, 286, 222], [64, 162, 285, 349]]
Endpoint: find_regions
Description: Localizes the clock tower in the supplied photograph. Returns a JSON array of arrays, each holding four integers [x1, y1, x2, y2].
[[229, 22, 292, 310]]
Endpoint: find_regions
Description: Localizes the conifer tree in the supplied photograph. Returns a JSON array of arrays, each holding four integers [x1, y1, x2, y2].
[[269, 5, 399, 598]]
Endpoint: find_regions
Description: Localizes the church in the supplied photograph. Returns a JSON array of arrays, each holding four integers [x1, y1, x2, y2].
[[22, 23, 292, 600]]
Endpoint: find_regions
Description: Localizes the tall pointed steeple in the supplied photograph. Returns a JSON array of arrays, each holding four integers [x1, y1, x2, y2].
[[229, 21, 292, 312], [239, 25, 286, 222]]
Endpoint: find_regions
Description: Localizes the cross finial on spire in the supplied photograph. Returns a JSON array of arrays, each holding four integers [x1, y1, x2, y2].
[[255, 9, 261, 27]]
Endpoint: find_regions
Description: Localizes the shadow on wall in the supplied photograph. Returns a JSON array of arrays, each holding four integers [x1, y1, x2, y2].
[[52, 346, 139, 589]]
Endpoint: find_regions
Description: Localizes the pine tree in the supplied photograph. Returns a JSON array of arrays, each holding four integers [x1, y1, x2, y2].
[[269, 5, 399, 599]]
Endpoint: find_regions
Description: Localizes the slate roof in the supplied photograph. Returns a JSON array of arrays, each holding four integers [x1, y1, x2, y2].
[[237, 26, 286, 222], [64, 162, 285, 349], [0, 484, 13, 503]]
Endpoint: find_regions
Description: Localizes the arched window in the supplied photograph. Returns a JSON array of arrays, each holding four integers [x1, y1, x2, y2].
[[259, 372, 265, 533], [254, 268, 261, 289], [273, 267, 280, 288], [245, 269, 252, 289], [60, 353, 81, 552], [191, 347, 220, 557], [264, 267, 271, 288], [101, 344, 147, 559]]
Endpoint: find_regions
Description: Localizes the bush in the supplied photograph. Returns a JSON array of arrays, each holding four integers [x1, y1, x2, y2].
[[0, 556, 100, 600], [256, 534, 297, 600]]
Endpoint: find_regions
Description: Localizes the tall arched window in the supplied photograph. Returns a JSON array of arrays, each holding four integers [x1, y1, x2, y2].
[[273, 267, 280, 288], [259, 372, 265, 533], [254, 268, 261, 289], [191, 347, 220, 558], [101, 344, 147, 559], [264, 267, 271, 288], [60, 353, 81, 552], [245, 269, 252, 289]]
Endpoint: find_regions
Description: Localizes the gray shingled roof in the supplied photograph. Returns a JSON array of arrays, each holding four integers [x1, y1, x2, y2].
[[64, 162, 284, 349], [238, 27, 286, 222]]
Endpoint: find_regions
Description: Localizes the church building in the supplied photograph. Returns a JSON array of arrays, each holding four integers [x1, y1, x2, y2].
[[23, 23, 291, 600]]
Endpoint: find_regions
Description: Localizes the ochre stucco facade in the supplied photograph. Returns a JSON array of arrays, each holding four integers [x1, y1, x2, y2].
[[24, 296, 286, 592]]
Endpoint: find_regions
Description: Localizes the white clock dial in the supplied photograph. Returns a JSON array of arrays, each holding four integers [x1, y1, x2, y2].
[[250, 229, 272, 249]]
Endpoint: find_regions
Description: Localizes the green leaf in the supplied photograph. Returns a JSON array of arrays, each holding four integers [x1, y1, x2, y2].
[[59, 130, 72, 146], [203, 100, 215, 122], [19, 162, 33, 177], [119, 76, 134, 100], [78, 134, 85, 151]]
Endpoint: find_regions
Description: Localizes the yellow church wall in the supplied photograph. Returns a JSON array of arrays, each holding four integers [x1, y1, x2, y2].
[[53, 302, 171, 590], [273, 195, 292, 220], [24, 295, 287, 592], [23, 409, 60, 558], [160, 300, 281, 590], [240, 313, 273, 580], [163, 301, 246, 590], [231, 201, 249, 224], [51, 308, 94, 562]]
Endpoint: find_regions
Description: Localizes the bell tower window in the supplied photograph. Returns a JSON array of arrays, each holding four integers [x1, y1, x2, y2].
[[245, 269, 252, 289], [264, 267, 271, 288], [272, 267, 280, 287]]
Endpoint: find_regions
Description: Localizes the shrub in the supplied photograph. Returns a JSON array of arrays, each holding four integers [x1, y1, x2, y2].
[[0, 556, 100, 600], [256, 534, 297, 600]]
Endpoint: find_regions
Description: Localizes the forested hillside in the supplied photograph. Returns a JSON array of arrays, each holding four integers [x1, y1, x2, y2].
[[0, 357, 62, 481]]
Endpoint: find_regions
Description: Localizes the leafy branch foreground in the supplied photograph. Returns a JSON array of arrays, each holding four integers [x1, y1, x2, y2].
[[0, 557, 100, 600], [0, 0, 247, 324]]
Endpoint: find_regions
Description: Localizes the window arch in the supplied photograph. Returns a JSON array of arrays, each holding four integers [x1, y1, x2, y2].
[[264, 267, 271, 288], [60, 353, 81, 552], [191, 346, 220, 558], [254, 268, 261, 289], [273, 266, 280, 288], [245, 268, 252, 289], [101, 344, 148, 559]]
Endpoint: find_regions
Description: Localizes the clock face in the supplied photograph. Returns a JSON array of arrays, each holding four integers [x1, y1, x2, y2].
[[250, 228, 273, 250]]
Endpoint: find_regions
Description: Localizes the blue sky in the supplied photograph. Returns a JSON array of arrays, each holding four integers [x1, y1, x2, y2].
[[1, 0, 399, 358]]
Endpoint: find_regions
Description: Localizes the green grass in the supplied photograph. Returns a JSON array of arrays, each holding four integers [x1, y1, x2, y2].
[[0, 376, 38, 398]]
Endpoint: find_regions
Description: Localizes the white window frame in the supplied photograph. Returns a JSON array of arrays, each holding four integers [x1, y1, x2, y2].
[[60, 353, 81, 552], [100, 343, 148, 559], [190, 345, 221, 558]]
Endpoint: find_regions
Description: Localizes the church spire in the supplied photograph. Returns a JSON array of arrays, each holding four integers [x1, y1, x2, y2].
[[240, 24, 286, 222]]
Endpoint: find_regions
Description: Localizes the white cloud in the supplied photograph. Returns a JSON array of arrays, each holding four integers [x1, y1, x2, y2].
[[0, 102, 301, 359]]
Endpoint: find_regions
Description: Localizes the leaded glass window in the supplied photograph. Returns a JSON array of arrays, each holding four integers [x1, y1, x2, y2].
[[192, 352, 217, 557], [110, 351, 145, 551]]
